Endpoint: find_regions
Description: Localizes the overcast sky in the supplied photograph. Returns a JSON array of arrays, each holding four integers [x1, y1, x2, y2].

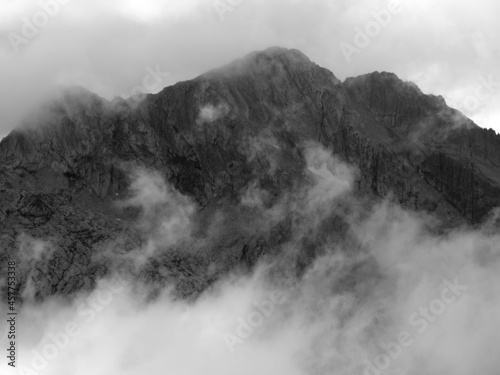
[[0, 0, 499, 137]]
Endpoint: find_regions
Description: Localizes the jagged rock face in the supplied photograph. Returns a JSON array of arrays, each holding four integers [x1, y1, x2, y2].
[[344, 71, 500, 222], [1, 47, 500, 300]]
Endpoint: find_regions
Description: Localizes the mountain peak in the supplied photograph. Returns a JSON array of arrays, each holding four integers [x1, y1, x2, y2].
[[250, 46, 312, 63], [200, 47, 324, 81], [2, 47, 500, 301], [344, 71, 423, 98]]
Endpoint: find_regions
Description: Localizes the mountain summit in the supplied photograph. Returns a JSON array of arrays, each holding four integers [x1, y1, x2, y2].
[[1, 47, 500, 300]]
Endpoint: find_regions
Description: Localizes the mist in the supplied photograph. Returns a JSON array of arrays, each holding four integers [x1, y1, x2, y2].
[[1, 0, 499, 139], [2, 142, 500, 375]]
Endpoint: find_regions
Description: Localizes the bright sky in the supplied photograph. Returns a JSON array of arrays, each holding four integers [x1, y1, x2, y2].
[[0, 0, 499, 137]]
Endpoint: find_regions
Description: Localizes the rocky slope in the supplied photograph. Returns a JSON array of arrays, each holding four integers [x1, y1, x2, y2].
[[1, 47, 499, 301]]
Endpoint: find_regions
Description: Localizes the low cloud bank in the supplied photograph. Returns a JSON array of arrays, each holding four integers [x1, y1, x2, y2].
[[2, 143, 500, 375]]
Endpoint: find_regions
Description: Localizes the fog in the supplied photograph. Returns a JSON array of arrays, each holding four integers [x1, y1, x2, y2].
[[2, 143, 499, 375], [1, 0, 499, 139]]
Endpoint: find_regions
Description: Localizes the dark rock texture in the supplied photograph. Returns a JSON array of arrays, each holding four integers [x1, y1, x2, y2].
[[1, 47, 499, 301]]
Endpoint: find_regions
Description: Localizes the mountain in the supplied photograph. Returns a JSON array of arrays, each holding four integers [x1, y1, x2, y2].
[[1, 47, 500, 301]]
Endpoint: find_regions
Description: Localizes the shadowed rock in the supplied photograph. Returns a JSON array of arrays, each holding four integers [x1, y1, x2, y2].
[[1, 47, 500, 301]]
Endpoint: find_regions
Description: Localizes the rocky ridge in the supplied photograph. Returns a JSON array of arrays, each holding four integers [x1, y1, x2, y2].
[[1, 47, 499, 301]]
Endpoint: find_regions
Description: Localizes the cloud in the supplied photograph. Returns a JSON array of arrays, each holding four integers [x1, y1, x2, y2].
[[236, 143, 355, 246], [2, 1, 500, 372], [2, 141, 500, 375], [113, 168, 197, 268], [1, 0, 499, 138], [4, 172, 500, 375], [196, 103, 230, 125]]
